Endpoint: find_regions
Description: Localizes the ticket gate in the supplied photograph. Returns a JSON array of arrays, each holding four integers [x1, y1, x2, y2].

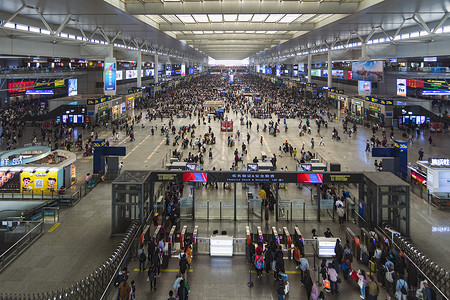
[[283, 227, 292, 259], [153, 225, 161, 242], [180, 225, 187, 248], [140, 224, 150, 245], [272, 227, 280, 245], [346, 227, 360, 261], [168, 225, 177, 252]]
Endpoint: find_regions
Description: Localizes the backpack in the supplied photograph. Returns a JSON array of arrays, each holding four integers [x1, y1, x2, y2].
[[400, 281, 407, 295], [139, 251, 146, 263], [255, 257, 263, 269]]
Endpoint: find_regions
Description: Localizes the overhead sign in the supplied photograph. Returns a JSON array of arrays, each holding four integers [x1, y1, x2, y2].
[[87, 95, 112, 105], [364, 96, 393, 106], [422, 90, 450, 96], [0, 155, 23, 167], [25, 90, 54, 95]]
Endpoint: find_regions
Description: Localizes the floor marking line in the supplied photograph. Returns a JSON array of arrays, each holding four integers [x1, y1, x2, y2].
[[48, 223, 60, 233]]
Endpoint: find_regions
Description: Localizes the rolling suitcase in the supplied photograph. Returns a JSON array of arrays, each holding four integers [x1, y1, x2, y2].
[[369, 260, 377, 273], [161, 254, 170, 269]]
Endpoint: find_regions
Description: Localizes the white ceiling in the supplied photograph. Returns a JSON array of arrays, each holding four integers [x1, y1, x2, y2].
[[117, 0, 368, 59]]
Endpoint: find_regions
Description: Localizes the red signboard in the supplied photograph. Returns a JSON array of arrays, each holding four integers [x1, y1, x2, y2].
[[347, 70, 353, 80], [406, 79, 424, 89], [8, 80, 35, 93]]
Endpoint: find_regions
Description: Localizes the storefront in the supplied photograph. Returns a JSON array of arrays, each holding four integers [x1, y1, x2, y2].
[[413, 159, 450, 209], [408, 164, 428, 198], [0, 146, 77, 194], [327, 88, 345, 109], [350, 98, 364, 116], [363, 96, 393, 126]]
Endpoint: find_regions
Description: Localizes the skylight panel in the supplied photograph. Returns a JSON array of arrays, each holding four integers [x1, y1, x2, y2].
[[208, 14, 223, 22], [192, 14, 209, 23], [224, 14, 238, 22], [162, 15, 181, 23], [251, 14, 269, 22], [177, 14, 196, 23], [238, 14, 253, 22], [265, 14, 285, 23], [279, 14, 301, 23]]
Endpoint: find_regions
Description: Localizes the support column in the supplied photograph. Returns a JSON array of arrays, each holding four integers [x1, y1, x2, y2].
[[137, 49, 142, 87], [361, 42, 367, 59], [154, 54, 159, 84], [108, 44, 114, 58], [327, 49, 332, 88], [307, 53, 312, 83]]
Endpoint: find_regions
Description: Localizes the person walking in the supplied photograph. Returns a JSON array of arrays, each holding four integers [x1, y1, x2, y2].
[[260, 135, 263, 145], [327, 262, 339, 295], [304, 270, 313, 300], [337, 204, 346, 226], [138, 245, 146, 272], [118, 276, 131, 300], [428, 135, 432, 145], [311, 138, 315, 149], [255, 250, 264, 278], [358, 269, 367, 299], [395, 274, 408, 300], [366, 275, 380, 300], [148, 262, 157, 291], [418, 148, 424, 160]]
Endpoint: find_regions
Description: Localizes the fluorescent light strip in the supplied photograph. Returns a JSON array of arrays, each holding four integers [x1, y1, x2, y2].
[[208, 14, 223, 22], [265, 14, 285, 23], [224, 14, 238, 22]]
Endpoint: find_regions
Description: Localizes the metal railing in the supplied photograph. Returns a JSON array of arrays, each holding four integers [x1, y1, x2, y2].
[[0, 189, 58, 201], [382, 229, 450, 300], [0, 221, 141, 300], [0, 221, 44, 273]]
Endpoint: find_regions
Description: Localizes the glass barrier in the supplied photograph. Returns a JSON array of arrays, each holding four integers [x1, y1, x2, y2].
[[0, 221, 43, 273]]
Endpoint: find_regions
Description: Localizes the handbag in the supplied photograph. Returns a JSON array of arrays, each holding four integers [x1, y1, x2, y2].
[[358, 278, 364, 288], [323, 279, 331, 289]]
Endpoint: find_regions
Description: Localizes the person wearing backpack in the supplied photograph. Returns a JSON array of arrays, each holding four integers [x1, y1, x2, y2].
[[366, 275, 380, 300], [148, 262, 157, 291], [177, 280, 189, 300], [264, 244, 273, 276], [138, 246, 146, 272], [385, 264, 396, 296], [254, 250, 264, 278], [395, 274, 408, 300], [277, 280, 286, 300]]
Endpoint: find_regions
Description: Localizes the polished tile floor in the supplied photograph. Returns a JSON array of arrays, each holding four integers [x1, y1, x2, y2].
[[0, 107, 449, 297]]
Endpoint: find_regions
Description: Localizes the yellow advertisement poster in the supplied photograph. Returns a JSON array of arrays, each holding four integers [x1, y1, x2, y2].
[[20, 171, 58, 193]]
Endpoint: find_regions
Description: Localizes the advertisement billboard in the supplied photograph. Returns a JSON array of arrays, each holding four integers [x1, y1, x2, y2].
[[352, 60, 384, 81], [144, 69, 154, 77], [297, 173, 323, 183], [181, 64, 185, 77], [104, 59, 116, 94], [0, 171, 20, 191], [347, 70, 353, 80], [68, 79, 78, 96], [183, 172, 207, 182], [397, 79, 407, 97], [276, 64, 281, 77], [311, 69, 322, 77], [20, 171, 59, 192], [358, 80, 371, 96], [8, 80, 35, 94], [116, 70, 123, 81], [126, 70, 138, 79]]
